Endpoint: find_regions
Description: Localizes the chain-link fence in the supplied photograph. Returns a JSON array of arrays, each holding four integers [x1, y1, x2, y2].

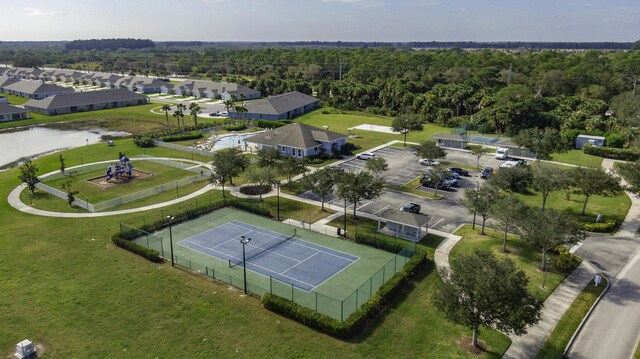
[[121, 202, 417, 322], [153, 140, 216, 158]]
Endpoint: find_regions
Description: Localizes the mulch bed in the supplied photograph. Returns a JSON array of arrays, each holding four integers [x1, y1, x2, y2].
[[239, 185, 271, 196]]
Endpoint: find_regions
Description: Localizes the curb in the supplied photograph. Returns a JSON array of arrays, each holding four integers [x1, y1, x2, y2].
[[561, 261, 610, 358]]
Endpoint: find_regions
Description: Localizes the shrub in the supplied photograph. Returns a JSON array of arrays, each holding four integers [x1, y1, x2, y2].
[[583, 144, 640, 161], [261, 250, 427, 338], [133, 135, 156, 148], [223, 123, 247, 131], [581, 219, 617, 233], [160, 131, 203, 142], [257, 120, 288, 129], [354, 233, 406, 253], [555, 246, 581, 271], [605, 132, 626, 148], [304, 153, 333, 164], [340, 142, 359, 156], [112, 235, 163, 263]]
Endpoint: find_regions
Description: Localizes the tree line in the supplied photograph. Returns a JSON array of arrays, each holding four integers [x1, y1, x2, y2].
[[64, 38, 155, 51]]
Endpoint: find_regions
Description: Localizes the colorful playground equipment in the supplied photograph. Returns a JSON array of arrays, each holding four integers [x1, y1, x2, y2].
[[106, 156, 134, 181]]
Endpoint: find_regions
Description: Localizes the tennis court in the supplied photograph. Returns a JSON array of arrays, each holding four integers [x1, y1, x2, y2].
[[468, 135, 500, 144], [179, 221, 358, 291]]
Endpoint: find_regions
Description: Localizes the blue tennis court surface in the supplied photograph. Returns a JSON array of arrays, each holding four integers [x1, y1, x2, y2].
[[179, 221, 359, 291]]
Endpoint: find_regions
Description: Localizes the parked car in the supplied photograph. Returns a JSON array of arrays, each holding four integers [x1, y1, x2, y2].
[[219, 111, 229, 116], [495, 148, 509, 160], [400, 203, 421, 214], [446, 167, 470, 176], [499, 159, 527, 168], [418, 158, 440, 166], [356, 152, 376, 160], [480, 167, 495, 179], [444, 175, 458, 187], [420, 176, 451, 190], [209, 112, 220, 117]]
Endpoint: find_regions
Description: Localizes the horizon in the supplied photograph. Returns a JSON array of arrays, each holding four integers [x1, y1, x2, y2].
[[2, 0, 638, 43]]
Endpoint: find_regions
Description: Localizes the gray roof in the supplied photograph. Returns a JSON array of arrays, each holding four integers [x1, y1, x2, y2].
[[5, 68, 43, 77], [241, 91, 319, 116], [175, 80, 258, 96], [376, 208, 430, 228], [0, 103, 27, 115], [0, 76, 20, 87], [244, 123, 345, 149], [432, 133, 465, 141], [3, 80, 74, 95], [132, 77, 170, 88], [23, 89, 147, 110]]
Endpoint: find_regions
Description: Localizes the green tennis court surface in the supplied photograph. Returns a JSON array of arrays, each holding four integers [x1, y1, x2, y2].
[[132, 207, 415, 320]]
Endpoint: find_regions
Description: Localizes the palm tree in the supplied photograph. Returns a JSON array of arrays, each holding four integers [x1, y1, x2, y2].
[[173, 110, 181, 128], [223, 100, 234, 113], [162, 104, 171, 125], [189, 102, 201, 127], [176, 103, 187, 128], [234, 105, 248, 120]]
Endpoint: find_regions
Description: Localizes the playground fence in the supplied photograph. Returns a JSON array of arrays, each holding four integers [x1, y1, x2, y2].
[[35, 182, 95, 212], [136, 155, 212, 176], [153, 140, 216, 158]]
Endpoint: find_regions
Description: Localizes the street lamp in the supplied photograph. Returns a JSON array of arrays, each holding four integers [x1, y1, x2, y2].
[[343, 197, 348, 236], [542, 257, 550, 289], [240, 235, 252, 294], [276, 181, 280, 221], [167, 215, 175, 267], [472, 181, 480, 230]]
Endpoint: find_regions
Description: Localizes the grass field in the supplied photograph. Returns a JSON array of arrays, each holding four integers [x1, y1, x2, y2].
[[517, 190, 631, 228], [450, 225, 578, 300], [0, 139, 515, 357], [536, 281, 607, 359], [0, 90, 29, 105], [551, 150, 603, 168]]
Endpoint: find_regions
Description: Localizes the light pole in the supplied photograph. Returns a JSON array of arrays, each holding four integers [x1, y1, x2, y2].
[[167, 215, 175, 267], [542, 257, 549, 289], [343, 197, 347, 236], [472, 181, 479, 230], [240, 235, 252, 294], [276, 181, 280, 221]]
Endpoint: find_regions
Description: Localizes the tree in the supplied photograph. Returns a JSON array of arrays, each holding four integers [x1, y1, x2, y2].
[[365, 157, 388, 176], [469, 146, 488, 169], [514, 128, 567, 161], [300, 168, 340, 211], [223, 100, 235, 113], [279, 156, 307, 190], [188, 102, 201, 127], [433, 249, 542, 348], [490, 195, 527, 252], [614, 160, 640, 195], [422, 165, 450, 196], [532, 165, 568, 210], [234, 105, 248, 120], [244, 165, 278, 201], [256, 148, 282, 168], [18, 159, 40, 194], [162, 104, 172, 125], [572, 167, 622, 215], [391, 116, 423, 146], [461, 185, 500, 235], [172, 110, 181, 128], [336, 170, 385, 218], [210, 148, 249, 186], [60, 181, 79, 207], [414, 141, 446, 162], [487, 166, 533, 194], [518, 208, 586, 270], [59, 154, 66, 174]]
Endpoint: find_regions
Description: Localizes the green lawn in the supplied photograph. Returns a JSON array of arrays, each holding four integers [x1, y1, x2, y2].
[[536, 281, 607, 359], [551, 150, 603, 168], [0, 90, 29, 105], [0, 141, 515, 358], [386, 176, 442, 199], [296, 108, 449, 152], [517, 190, 631, 229], [450, 225, 578, 300]]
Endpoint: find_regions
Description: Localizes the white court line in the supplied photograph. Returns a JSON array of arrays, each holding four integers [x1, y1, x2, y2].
[[373, 205, 390, 215]]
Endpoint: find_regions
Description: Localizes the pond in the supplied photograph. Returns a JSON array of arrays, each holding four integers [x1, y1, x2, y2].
[[0, 126, 126, 168]]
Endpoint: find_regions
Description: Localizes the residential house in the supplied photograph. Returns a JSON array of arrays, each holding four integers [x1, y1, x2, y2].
[[3, 80, 75, 99], [167, 80, 260, 100], [24, 89, 150, 115], [0, 76, 20, 92], [0, 103, 29, 122], [3, 67, 43, 80], [244, 122, 346, 158], [228, 91, 319, 120], [92, 74, 123, 88], [130, 77, 171, 93]]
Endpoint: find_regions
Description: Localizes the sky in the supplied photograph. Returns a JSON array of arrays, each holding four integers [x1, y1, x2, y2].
[[2, 0, 639, 42]]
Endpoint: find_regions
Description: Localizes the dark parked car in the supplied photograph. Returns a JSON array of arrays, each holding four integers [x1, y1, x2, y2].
[[446, 167, 470, 176], [420, 176, 451, 190], [400, 203, 421, 214], [480, 167, 495, 179]]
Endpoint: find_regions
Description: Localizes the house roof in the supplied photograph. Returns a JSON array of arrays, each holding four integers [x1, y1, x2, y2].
[[244, 123, 345, 149], [376, 208, 430, 228], [174, 80, 258, 96], [0, 103, 28, 115], [0, 76, 20, 87], [5, 67, 43, 77], [132, 78, 170, 88], [431, 133, 465, 141], [241, 91, 319, 116], [577, 135, 606, 140], [3, 80, 74, 95], [23, 89, 147, 110]]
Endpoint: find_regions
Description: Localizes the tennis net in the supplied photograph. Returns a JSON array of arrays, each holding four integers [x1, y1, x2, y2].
[[228, 228, 297, 268]]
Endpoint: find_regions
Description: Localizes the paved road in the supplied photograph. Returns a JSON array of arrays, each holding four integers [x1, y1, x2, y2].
[[567, 159, 640, 359]]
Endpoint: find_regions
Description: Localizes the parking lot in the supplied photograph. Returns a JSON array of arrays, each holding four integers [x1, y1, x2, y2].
[[302, 145, 515, 233]]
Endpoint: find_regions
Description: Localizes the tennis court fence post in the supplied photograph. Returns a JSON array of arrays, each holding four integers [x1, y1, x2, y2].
[[315, 292, 318, 311], [341, 301, 344, 322], [269, 276, 272, 294]]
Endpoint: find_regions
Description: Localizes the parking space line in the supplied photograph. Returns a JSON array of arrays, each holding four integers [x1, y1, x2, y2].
[[373, 205, 390, 215], [429, 218, 444, 228]]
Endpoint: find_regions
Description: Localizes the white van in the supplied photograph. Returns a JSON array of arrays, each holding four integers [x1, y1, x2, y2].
[[495, 148, 509, 160]]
